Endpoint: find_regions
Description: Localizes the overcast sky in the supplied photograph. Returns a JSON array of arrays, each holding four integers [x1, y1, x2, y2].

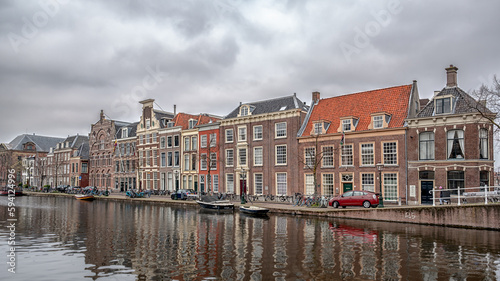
[[1, 0, 499, 165]]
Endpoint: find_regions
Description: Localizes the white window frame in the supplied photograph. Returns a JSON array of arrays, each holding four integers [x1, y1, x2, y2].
[[238, 126, 247, 142], [254, 147, 263, 166], [373, 115, 384, 129], [254, 173, 263, 195], [226, 173, 234, 193], [322, 146, 334, 168], [226, 149, 234, 167], [225, 129, 233, 143], [305, 174, 314, 195], [342, 119, 351, 132], [275, 145, 287, 165], [201, 135, 207, 148], [238, 148, 247, 166], [382, 141, 398, 165], [201, 153, 207, 170], [275, 122, 287, 138], [341, 144, 353, 166], [322, 173, 334, 196], [276, 173, 287, 195], [253, 125, 263, 141], [361, 173, 375, 192], [361, 143, 374, 166]]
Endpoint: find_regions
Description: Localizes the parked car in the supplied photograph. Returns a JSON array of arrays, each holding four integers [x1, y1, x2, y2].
[[171, 189, 197, 200], [329, 190, 380, 208], [56, 185, 70, 193]]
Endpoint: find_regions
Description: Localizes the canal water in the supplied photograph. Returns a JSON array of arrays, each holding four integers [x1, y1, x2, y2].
[[0, 196, 499, 281]]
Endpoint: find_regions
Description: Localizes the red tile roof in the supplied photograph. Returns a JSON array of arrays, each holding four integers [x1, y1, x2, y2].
[[173, 113, 220, 130], [302, 84, 412, 137]]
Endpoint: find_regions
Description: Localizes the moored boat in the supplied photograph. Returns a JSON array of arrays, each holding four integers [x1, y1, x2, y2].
[[196, 200, 234, 210], [75, 194, 95, 201], [239, 205, 269, 216]]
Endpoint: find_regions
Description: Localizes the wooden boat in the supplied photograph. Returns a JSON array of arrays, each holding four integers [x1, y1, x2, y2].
[[75, 194, 95, 201], [239, 205, 270, 216], [196, 200, 234, 210]]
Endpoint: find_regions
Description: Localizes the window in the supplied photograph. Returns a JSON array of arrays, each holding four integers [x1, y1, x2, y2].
[[152, 132, 157, 143], [479, 129, 488, 159], [435, 97, 451, 114], [275, 122, 287, 138], [447, 130, 464, 159], [161, 152, 166, 167], [322, 146, 334, 167], [480, 171, 489, 187], [419, 132, 435, 160], [342, 119, 351, 132], [184, 137, 190, 151], [174, 135, 179, 147], [139, 135, 144, 145], [210, 153, 217, 169], [305, 147, 315, 168], [191, 136, 197, 151], [447, 171, 464, 195], [238, 148, 247, 166], [314, 123, 323, 135], [201, 135, 207, 148], [167, 121, 174, 128], [373, 116, 383, 129], [160, 137, 165, 148], [188, 119, 197, 129], [226, 149, 234, 167], [81, 163, 88, 173], [167, 152, 173, 167], [191, 154, 197, 171], [209, 133, 217, 147], [201, 154, 207, 170], [254, 174, 263, 194], [146, 150, 150, 166], [383, 142, 397, 165], [361, 143, 374, 166], [238, 127, 247, 142], [184, 154, 190, 171], [305, 174, 314, 195], [276, 145, 287, 165], [240, 106, 249, 116], [226, 174, 234, 193], [254, 126, 263, 140], [213, 175, 219, 193], [276, 173, 287, 195], [146, 119, 151, 129], [226, 129, 234, 143], [122, 128, 128, 138], [361, 173, 375, 192], [341, 144, 353, 166], [167, 136, 172, 148], [323, 174, 334, 196], [383, 173, 398, 201], [254, 147, 263, 166], [174, 151, 179, 167]]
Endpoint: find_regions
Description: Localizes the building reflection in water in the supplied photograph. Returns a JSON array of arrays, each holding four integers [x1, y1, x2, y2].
[[1, 196, 499, 280]]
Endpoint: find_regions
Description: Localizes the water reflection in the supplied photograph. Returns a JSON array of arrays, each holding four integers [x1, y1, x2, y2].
[[0, 196, 499, 280]]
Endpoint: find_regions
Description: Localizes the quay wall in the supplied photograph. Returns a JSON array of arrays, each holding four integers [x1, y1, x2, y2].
[[24, 192, 500, 230]]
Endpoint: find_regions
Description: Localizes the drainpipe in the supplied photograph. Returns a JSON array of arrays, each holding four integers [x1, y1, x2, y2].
[[405, 128, 408, 205]]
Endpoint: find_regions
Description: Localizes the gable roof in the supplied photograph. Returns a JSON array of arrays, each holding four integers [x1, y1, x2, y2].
[[7, 134, 65, 152], [224, 94, 309, 119], [172, 113, 221, 130], [57, 135, 89, 150], [300, 84, 412, 137], [416, 86, 493, 117]]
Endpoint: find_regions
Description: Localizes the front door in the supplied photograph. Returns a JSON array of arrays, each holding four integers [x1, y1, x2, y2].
[[421, 181, 433, 204], [343, 183, 353, 193]]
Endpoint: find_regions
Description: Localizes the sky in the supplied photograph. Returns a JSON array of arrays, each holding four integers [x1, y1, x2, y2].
[[0, 0, 499, 166]]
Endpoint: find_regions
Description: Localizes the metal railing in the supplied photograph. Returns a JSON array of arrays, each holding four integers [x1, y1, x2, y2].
[[432, 186, 500, 206]]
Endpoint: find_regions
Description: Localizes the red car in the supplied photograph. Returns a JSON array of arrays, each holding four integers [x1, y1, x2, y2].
[[329, 190, 380, 208]]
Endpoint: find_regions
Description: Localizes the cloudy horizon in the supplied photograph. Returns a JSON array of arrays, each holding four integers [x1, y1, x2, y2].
[[1, 0, 499, 165]]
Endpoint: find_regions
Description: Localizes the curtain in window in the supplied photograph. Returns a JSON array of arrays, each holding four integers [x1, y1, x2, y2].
[[447, 130, 464, 159], [479, 129, 488, 159]]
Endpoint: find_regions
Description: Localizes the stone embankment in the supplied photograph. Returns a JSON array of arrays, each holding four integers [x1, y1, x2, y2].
[[25, 192, 500, 230]]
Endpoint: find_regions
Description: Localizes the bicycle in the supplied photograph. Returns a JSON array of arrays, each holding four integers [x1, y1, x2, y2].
[[264, 193, 275, 201]]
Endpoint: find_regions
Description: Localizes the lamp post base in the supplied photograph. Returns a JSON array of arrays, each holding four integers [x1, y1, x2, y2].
[[379, 196, 384, 208], [240, 195, 246, 205]]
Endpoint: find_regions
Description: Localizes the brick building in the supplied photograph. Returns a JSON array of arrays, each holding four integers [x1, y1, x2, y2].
[[406, 65, 496, 204], [51, 134, 89, 187], [219, 94, 308, 196], [0, 134, 64, 187], [297, 83, 420, 204], [113, 121, 139, 191], [136, 99, 174, 191], [198, 122, 221, 194], [69, 139, 89, 187]]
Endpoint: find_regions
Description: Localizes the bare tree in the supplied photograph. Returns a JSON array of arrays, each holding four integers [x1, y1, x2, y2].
[[467, 75, 500, 135]]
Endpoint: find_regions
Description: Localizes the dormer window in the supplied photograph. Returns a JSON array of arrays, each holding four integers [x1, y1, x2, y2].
[[435, 97, 452, 114], [188, 119, 197, 129], [342, 119, 351, 132], [373, 116, 383, 129], [122, 128, 128, 138], [312, 121, 330, 135], [167, 121, 174, 128]]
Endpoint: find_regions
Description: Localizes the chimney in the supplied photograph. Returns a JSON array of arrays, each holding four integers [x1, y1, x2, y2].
[[174, 104, 177, 115], [312, 91, 320, 104], [446, 65, 458, 87], [100, 110, 104, 120]]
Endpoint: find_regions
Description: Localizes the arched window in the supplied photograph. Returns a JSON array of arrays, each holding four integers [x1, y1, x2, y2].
[[419, 132, 435, 160]]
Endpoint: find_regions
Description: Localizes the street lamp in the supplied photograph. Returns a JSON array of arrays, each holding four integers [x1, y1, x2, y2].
[[376, 163, 385, 208], [174, 170, 179, 195], [240, 167, 247, 204]]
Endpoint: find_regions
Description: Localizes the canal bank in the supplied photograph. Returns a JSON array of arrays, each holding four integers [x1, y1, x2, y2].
[[24, 192, 500, 230]]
